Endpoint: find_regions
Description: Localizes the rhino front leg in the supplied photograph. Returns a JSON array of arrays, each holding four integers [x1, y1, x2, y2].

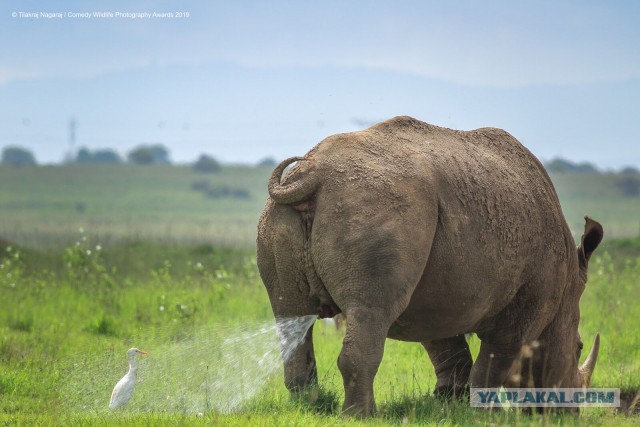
[[423, 335, 472, 399], [338, 307, 391, 416], [469, 340, 522, 388]]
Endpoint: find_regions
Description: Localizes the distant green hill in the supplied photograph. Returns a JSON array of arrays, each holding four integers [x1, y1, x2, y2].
[[0, 165, 638, 249], [0, 164, 272, 248], [550, 172, 640, 240]]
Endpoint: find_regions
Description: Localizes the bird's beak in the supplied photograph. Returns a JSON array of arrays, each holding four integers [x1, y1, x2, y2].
[[138, 350, 149, 355]]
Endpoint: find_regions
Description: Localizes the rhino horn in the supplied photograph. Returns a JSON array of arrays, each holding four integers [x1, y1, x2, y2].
[[579, 334, 600, 386]]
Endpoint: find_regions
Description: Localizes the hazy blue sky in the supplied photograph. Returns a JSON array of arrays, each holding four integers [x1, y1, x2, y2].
[[1, 0, 639, 167]]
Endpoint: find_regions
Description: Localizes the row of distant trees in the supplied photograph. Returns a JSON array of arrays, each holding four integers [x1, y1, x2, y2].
[[3, 145, 635, 173], [75, 144, 171, 165], [1, 146, 37, 165], [0, 145, 277, 169], [544, 158, 639, 175], [543, 158, 639, 197]]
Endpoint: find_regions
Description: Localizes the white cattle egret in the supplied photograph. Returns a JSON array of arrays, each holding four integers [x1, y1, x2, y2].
[[109, 348, 148, 409]]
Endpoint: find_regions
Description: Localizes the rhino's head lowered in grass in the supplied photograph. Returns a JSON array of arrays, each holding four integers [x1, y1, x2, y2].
[[511, 217, 603, 390], [514, 217, 604, 388]]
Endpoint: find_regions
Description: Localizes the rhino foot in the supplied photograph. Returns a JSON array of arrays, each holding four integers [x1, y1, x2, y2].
[[433, 384, 469, 401]]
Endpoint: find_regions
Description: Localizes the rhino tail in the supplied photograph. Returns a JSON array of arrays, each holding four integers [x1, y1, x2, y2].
[[268, 156, 319, 204]]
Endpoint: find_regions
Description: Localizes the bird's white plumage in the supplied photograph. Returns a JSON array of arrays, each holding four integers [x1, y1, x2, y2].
[[109, 347, 148, 410]]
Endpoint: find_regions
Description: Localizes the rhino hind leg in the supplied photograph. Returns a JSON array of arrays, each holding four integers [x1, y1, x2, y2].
[[338, 306, 394, 416], [283, 323, 318, 392], [423, 335, 472, 399]]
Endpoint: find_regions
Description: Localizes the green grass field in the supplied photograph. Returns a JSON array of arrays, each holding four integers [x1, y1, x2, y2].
[[0, 164, 639, 425], [0, 164, 272, 249]]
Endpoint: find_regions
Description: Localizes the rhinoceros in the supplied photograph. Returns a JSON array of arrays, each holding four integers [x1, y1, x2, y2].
[[257, 116, 603, 415]]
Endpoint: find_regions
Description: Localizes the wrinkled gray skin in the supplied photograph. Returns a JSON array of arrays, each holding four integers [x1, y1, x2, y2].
[[257, 116, 603, 416]]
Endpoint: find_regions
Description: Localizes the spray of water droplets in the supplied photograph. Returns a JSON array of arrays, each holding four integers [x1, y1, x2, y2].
[[62, 315, 317, 415]]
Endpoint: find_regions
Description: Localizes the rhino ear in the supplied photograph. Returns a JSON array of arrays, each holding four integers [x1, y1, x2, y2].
[[578, 216, 603, 270]]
